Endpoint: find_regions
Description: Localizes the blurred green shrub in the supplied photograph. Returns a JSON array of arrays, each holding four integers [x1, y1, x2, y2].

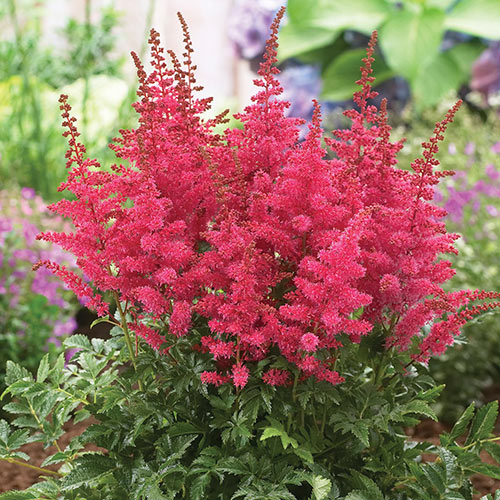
[[281, 0, 499, 109], [0, 0, 135, 201]]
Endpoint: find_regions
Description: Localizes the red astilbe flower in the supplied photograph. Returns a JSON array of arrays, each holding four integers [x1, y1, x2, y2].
[[36, 17, 227, 336], [36, 9, 500, 389]]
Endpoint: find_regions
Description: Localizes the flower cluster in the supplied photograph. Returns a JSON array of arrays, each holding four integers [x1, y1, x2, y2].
[[37, 9, 500, 388]]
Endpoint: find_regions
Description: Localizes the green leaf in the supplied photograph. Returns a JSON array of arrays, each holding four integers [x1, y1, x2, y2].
[[422, 462, 446, 494], [286, 0, 319, 26], [310, 474, 332, 500], [41, 451, 70, 467], [447, 41, 486, 77], [379, 6, 445, 81], [413, 51, 463, 109], [467, 463, 500, 480], [61, 453, 116, 490], [4, 361, 33, 387], [278, 23, 337, 61], [438, 448, 459, 483], [350, 471, 383, 500], [260, 425, 298, 450], [293, 447, 314, 464], [402, 400, 438, 421], [190, 472, 212, 500], [167, 422, 204, 437], [351, 422, 370, 447], [73, 409, 91, 424], [63, 334, 91, 351], [345, 492, 371, 500], [444, 492, 466, 500], [446, 0, 500, 39], [450, 402, 475, 442], [484, 442, 500, 464], [0, 492, 39, 500], [36, 354, 50, 383], [465, 401, 499, 445], [7, 429, 31, 450], [90, 316, 112, 330], [321, 49, 393, 101], [309, 0, 392, 34]]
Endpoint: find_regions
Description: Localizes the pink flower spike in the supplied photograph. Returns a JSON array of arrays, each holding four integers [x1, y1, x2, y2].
[[232, 363, 250, 388]]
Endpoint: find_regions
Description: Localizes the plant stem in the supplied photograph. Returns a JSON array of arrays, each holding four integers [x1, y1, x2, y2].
[[0, 456, 63, 477], [113, 292, 143, 390], [461, 435, 500, 451]]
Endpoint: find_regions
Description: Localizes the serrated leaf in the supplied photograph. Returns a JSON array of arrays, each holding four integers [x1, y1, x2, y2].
[[42, 451, 70, 467], [218, 457, 250, 477], [189, 472, 212, 500], [422, 462, 446, 494], [350, 471, 383, 500], [7, 429, 31, 450], [0, 491, 39, 500], [294, 447, 314, 464], [450, 403, 475, 442], [63, 334, 91, 351], [167, 422, 204, 437], [311, 474, 332, 500], [402, 400, 438, 421], [4, 361, 33, 387], [74, 409, 91, 424], [2, 401, 31, 416], [351, 423, 370, 447], [36, 354, 50, 383], [465, 401, 499, 445], [345, 491, 371, 500], [260, 427, 282, 441], [444, 492, 465, 500], [438, 448, 459, 483], [467, 463, 500, 480], [61, 453, 115, 490], [484, 442, 500, 464]]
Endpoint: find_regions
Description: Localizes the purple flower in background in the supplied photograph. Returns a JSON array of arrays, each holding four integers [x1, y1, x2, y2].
[[470, 41, 500, 98], [1, 187, 81, 371], [13, 248, 36, 262], [448, 143, 457, 155], [0, 218, 13, 233], [53, 317, 78, 338], [491, 142, 500, 154], [444, 187, 475, 223], [21, 187, 36, 200], [464, 142, 475, 156], [22, 221, 39, 243], [228, 0, 282, 59], [486, 163, 500, 181], [486, 205, 498, 217]]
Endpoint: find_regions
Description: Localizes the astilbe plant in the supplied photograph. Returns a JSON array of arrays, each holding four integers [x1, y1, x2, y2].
[[2, 9, 499, 500], [35, 10, 499, 387]]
